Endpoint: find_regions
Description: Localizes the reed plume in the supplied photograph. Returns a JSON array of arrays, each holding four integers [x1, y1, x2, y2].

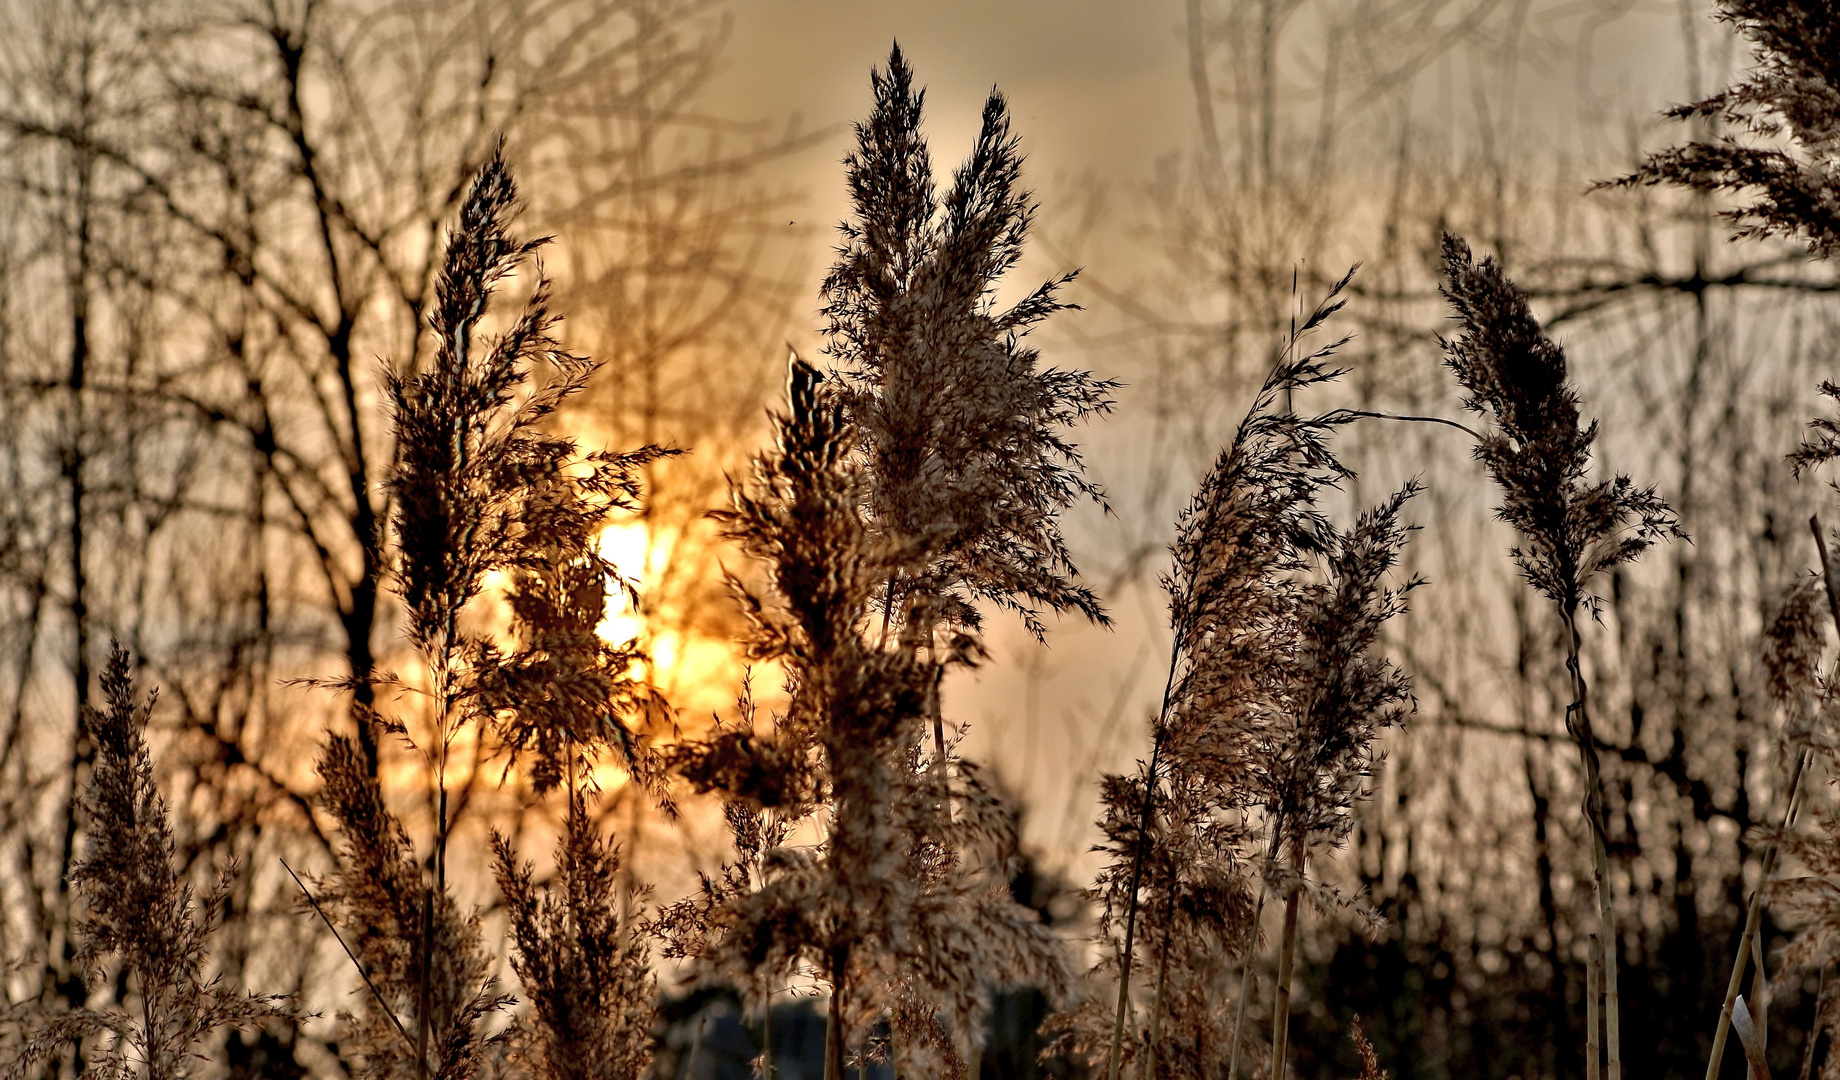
[[1760, 577, 1839, 1078], [821, 43, 1116, 643], [1439, 232, 1681, 1080], [6, 645, 293, 1080], [385, 139, 672, 810], [1258, 485, 1418, 1080], [689, 359, 1066, 1079], [491, 789, 653, 1080], [1067, 271, 1418, 1080], [309, 143, 671, 1080], [1619, 6, 1840, 1068], [1744, 525, 1840, 1080], [806, 48, 1112, 1072], [314, 736, 510, 1080], [1350, 1015, 1386, 1080], [1614, 0, 1840, 259]]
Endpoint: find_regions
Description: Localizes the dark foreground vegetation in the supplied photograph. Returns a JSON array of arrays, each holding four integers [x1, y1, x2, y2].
[[3, 2, 1840, 1079]]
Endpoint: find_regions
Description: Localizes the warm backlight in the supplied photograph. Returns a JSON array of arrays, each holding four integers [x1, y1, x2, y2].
[[595, 520, 698, 698], [595, 521, 654, 648]]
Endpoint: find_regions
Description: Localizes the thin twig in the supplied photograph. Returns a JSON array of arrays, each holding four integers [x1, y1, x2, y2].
[[1319, 408, 1484, 441], [280, 858, 418, 1057], [1227, 837, 1279, 1080]]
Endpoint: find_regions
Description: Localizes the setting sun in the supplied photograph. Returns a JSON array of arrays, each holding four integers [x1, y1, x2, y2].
[[593, 520, 729, 713], [595, 521, 655, 648]]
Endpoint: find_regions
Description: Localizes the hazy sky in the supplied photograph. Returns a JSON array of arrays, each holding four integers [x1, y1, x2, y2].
[[708, 1, 1194, 237], [716, 0, 1190, 161], [689, 0, 1714, 863], [708, 0, 1698, 229]]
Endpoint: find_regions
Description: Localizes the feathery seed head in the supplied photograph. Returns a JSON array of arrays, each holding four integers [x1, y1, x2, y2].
[[315, 737, 510, 1080], [491, 792, 653, 1080], [823, 44, 1117, 641], [8, 645, 293, 1080], [1614, 0, 1840, 257], [1439, 233, 1681, 618]]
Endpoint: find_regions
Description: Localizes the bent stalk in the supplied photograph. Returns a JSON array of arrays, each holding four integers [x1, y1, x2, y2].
[[1705, 516, 1835, 1080], [1561, 606, 1621, 1080]]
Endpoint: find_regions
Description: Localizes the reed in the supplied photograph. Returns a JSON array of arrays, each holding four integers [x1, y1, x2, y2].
[[692, 357, 1067, 1080], [491, 788, 653, 1080], [310, 142, 671, 1080], [1614, 0, 1840, 260], [1438, 232, 1681, 1080], [821, 45, 1115, 645], [4, 646, 292, 1080], [1063, 270, 1418, 1080], [667, 47, 1109, 1077]]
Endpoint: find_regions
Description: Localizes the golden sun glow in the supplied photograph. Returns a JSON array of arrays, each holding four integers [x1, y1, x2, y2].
[[593, 520, 761, 723], [595, 521, 695, 697], [595, 521, 653, 648]]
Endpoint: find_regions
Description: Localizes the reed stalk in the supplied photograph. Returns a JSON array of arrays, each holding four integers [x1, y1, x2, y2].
[[1705, 515, 1837, 1079], [1092, 269, 1409, 1080], [826, 948, 850, 1080], [761, 1002, 774, 1080], [1225, 885, 1267, 1080], [1145, 907, 1173, 1080], [1586, 931, 1601, 1080], [1560, 605, 1621, 1080], [1268, 845, 1305, 1080], [1105, 641, 1180, 1080], [1438, 232, 1679, 1080], [1104, 734, 1165, 1080]]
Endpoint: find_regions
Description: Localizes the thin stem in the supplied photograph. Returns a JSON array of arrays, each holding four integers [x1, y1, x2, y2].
[[1268, 843, 1304, 1080], [1145, 918, 1173, 1080], [929, 658, 947, 795], [1706, 514, 1836, 1080], [1561, 605, 1621, 1080], [1705, 751, 1809, 1080], [1319, 408, 1485, 441], [1815, 514, 1840, 628], [281, 859, 418, 1058], [878, 572, 899, 651], [1798, 964, 1828, 1080], [760, 997, 775, 1080], [826, 950, 849, 1080], [824, 1004, 838, 1080], [1586, 930, 1601, 1080], [682, 1013, 707, 1080], [1105, 634, 1184, 1080], [415, 887, 434, 1080], [1225, 885, 1267, 1080], [144, 964, 161, 1080]]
